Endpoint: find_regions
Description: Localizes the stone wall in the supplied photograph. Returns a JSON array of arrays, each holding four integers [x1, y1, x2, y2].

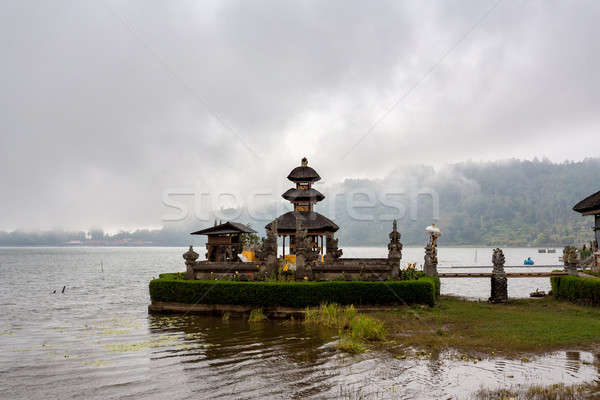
[[185, 220, 403, 282], [187, 258, 397, 281], [312, 259, 393, 281], [189, 261, 261, 280]]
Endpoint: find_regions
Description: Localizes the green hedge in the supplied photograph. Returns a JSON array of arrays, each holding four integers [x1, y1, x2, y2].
[[150, 274, 439, 307], [551, 274, 600, 306]]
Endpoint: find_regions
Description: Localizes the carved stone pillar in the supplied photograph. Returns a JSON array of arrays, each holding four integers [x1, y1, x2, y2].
[[489, 248, 508, 303], [260, 221, 279, 276], [423, 224, 440, 277], [294, 220, 307, 280], [387, 220, 403, 279], [423, 243, 438, 277], [183, 245, 199, 280]]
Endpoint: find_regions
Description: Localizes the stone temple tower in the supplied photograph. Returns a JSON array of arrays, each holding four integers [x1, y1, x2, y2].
[[265, 157, 339, 257]]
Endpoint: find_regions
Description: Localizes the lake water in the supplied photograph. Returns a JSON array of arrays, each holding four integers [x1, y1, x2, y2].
[[1, 246, 596, 400]]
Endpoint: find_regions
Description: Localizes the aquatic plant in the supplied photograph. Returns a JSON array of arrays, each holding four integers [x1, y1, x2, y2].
[[474, 382, 596, 400], [304, 303, 386, 353], [248, 308, 267, 322], [304, 303, 356, 329], [349, 314, 386, 341], [337, 334, 366, 354]]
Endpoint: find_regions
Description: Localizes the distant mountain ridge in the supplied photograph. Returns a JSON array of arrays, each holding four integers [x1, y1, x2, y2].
[[1, 158, 598, 247], [331, 158, 599, 246]]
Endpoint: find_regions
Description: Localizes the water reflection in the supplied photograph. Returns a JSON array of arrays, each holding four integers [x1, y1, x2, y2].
[[142, 314, 600, 399], [566, 351, 581, 373]]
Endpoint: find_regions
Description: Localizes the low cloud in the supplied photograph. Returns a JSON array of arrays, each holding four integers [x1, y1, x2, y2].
[[1, 0, 599, 230]]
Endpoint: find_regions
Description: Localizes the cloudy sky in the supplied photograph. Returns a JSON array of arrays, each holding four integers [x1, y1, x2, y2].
[[1, 0, 599, 231]]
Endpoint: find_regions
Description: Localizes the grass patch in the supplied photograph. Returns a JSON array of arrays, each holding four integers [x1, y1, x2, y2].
[[248, 308, 267, 322], [474, 382, 598, 399], [304, 303, 386, 354], [582, 269, 600, 278], [379, 296, 600, 356]]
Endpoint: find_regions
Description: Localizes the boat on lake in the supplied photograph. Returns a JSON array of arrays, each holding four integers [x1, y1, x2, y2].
[[524, 257, 534, 265], [538, 248, 556, 253], [530, 288, 546, 297]]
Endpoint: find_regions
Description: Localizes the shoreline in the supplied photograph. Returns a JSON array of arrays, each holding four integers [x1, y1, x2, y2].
[[149, 295, 600, 359], [148, 301, 401, 319]]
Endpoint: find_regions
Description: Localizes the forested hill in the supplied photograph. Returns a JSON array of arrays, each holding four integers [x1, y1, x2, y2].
[[330, 158, 600, 246], [1, 158, 598, 247]]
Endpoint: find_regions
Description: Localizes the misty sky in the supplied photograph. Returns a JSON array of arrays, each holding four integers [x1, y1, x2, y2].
[[1, 0, 599, 231]]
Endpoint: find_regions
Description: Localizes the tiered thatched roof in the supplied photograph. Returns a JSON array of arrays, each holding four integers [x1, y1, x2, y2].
[[573, 190, 600, 215]]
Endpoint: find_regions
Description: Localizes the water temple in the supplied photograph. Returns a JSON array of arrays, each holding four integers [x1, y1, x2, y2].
[[182, 157, 424, 282], [179, 158, 598, 303]]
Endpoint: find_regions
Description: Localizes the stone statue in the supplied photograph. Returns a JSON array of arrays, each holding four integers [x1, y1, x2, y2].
[[388, 220, 403, 259], [423, 243, 438, 277], [257, 220, 278, 276], [489, 248, 507, 303], [568, 246, 578, 264], [492, 247, 505, 274], [325, 235, 343, 262], [563, 245, 578, 274], [258, 221, 278, 260], [295, 220, 318, 264], [294, 220, 318, 279], [183, 245, 199, 279], [294, 220, 306, 279], [423, 223, 440, 277], [255, 237, 266, 260], [387, 220, 403, 278]]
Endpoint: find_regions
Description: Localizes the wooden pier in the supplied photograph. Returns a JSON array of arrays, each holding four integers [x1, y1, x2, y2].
[[450, 265, 563, 269], [439, 271, 568, 278]]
